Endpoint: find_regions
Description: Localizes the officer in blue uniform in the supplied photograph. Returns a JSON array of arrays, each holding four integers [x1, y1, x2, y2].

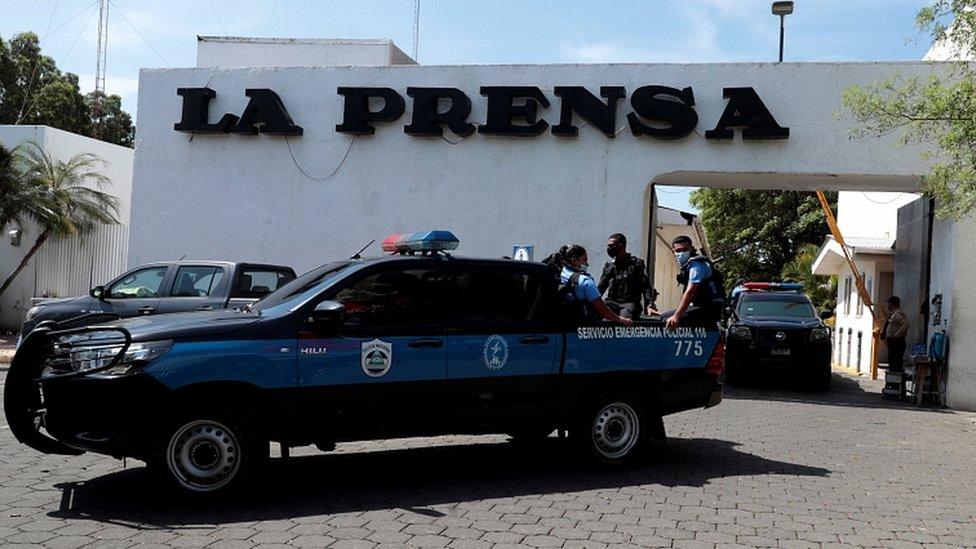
[[560, 245, 633, 326], [665, 236, 724, 330]]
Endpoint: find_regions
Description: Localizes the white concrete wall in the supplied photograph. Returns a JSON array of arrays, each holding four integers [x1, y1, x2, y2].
[[131, 62, 943, 277], [197, 37, 415, 68], [0, 126, 133, 329], [832, 259, 887, 373], [938, 214, 976, 409], [837, 191, 920, 240]]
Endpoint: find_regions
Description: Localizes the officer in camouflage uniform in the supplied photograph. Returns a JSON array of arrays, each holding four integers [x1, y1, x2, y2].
[[598, 233, 659, 319]]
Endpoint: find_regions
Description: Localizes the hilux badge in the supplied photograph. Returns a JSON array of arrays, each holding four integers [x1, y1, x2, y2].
[[361, 339, 393, 377]]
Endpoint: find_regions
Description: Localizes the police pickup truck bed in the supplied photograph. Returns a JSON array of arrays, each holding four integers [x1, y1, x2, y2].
[[6, 240, 723, 496], [19, 261, 296, 342]]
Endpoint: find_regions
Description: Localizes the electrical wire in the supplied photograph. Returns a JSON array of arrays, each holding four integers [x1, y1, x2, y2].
[[59, 3, 99, 66], [285, 135, 357, 181], [208, 0, 229, 35], [861, 192, 908, 205], [107, 0, 169, 66], [15, 0, 61, 123]]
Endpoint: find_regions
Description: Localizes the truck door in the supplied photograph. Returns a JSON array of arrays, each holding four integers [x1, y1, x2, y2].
[[445, 264, 560, 426], [297, 263, 452, 436], [98, 265, 170, 318], [155, 265, 228, 314]]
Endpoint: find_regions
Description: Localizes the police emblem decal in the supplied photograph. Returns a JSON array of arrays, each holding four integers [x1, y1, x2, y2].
[[361, 339, 393, 377], [483, 334, 510, 370]]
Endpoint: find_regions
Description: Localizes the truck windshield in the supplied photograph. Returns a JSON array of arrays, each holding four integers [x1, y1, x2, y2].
[[738, 297, 816, 318], [253, 262, 352, 313]]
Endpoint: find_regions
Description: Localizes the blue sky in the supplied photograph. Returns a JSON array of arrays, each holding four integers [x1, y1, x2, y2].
[[1, 0, 934, 210]]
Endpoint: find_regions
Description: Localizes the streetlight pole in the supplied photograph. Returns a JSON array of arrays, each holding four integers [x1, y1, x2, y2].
[[772, 1, 794, 62]]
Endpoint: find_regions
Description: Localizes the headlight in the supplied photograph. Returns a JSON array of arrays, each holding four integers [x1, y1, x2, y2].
[[25, 306, 42, 322], [810, 327, 831, 342], [730, 326, 752, 339], [47, 340, 172, 376]]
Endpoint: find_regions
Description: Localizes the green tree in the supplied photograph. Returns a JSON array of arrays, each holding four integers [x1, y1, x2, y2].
[[689, 189, 837, 284], [780, 243, 837, 313], [0, 32, 133, 147], [0, 142, 120, 299], [844, 1, 976, 219]]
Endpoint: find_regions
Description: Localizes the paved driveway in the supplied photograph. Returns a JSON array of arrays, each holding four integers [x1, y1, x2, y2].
[[0, 366, 974, 548]]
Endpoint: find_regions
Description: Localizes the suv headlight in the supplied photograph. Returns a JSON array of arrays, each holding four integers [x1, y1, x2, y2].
[[810, 327, 831, 342], [25, 306, 42, 322], [730, 326, 752, 340], [47, 340, 172, 376]]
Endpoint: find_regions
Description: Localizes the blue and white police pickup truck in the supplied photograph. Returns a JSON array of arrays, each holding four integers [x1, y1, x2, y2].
[[5, 232, 724, 495]]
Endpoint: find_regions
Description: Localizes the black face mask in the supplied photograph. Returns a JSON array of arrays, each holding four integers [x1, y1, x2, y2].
[[606, 246, 618, 258]]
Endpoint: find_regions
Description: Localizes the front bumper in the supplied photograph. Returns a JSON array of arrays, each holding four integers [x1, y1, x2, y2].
[[726, 337, 831, 369]]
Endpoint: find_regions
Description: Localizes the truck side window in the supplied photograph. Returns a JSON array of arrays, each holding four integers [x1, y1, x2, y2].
[[333, 267, 452, 328], [171, 266, 225, 297], [108, 266, 168, 299], [453, 267, 542, 323], [236, 269, 295, 298]]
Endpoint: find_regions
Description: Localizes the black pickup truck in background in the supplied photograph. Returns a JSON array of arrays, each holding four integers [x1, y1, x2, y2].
[[19, 261, 296, 342]]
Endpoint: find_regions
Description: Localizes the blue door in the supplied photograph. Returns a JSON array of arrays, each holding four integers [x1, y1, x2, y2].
[[446, 264, 560, 425], [297, 264, 453, 437]]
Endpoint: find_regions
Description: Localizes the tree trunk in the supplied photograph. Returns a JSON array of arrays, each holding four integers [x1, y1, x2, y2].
[[0, 230, 49, 299]]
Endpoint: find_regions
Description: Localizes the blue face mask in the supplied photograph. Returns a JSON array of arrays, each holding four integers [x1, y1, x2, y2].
[[674, 251, 692, 267], [580, 262, 589, 272]]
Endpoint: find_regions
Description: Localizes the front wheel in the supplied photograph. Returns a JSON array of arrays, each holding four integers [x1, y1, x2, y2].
[[153, 412, 266, 496], [575, 396, 649, 466]]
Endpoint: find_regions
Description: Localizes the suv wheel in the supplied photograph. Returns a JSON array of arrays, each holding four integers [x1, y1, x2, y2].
[[154, 411, 266, 495], [576, 396, 648, 466]]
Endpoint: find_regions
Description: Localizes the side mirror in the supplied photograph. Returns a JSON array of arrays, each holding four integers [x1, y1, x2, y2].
[[90, 285, 106, 300], [819, 309, 835, 320], [308, 300, 346, 328]]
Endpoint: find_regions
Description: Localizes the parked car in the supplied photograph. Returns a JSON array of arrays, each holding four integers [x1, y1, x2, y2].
[[19, 261, 296, 344], [6, 231, 724, 496], [724, 283, 832, 390]]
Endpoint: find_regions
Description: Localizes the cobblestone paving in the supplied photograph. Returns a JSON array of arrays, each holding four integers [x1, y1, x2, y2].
[[1, 365, 975, 548]]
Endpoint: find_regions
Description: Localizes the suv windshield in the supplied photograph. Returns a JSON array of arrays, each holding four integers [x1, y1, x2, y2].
[[253, 262, 352, 312], [737, 295, 816, 318]]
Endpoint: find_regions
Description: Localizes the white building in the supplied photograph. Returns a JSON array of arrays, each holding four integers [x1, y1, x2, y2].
[[0, 126, 133, 330], [120, 37, 976, 409], [812, 192, 918, 374]]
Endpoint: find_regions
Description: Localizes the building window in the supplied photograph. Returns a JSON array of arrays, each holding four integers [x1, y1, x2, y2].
[[843, 277, 852, 316]]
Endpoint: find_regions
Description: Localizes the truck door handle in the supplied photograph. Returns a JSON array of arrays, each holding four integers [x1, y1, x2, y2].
[[408, 338, 443, 348], [137, 306, 155, 314], [519, 335, 550, 345], [196, 305, 214, 311]]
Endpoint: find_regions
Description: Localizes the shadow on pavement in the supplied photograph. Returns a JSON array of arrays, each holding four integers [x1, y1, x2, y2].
[[723, 371, 952, 413], [49, 437, 829, 528]]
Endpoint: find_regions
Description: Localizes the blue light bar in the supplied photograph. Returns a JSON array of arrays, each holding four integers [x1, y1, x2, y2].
[[381, 230, 459, 253]]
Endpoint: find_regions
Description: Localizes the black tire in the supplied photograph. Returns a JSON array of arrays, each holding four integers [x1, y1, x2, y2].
[[574, 394, 651, 467], [151, 409, 268, 497]]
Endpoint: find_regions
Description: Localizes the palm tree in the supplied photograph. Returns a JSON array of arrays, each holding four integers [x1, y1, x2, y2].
[[0, 142, 120, 299], [781, 243, 837, 313]]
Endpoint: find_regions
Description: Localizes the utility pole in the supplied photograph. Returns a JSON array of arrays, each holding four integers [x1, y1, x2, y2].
[[412, 0, 420, 62], [93, 0, 109, 139]]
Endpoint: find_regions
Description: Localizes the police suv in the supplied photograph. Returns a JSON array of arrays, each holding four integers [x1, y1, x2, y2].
[[5, 232, 724, 495]]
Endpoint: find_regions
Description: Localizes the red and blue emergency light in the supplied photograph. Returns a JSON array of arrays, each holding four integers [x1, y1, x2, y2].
[[742, 282, 804, 292], [381, 230, 460, 254]]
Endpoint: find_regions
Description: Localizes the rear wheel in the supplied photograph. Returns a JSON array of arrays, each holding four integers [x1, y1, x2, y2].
[[575, 395, 650, 466], [153, 411, 267, 496]]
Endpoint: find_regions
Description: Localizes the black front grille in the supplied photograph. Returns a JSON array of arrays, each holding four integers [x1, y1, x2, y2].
[[756, 328, 808, 345]]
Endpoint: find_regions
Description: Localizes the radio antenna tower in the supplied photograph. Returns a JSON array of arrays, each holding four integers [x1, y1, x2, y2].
[[412, 0, 420, 62], [93, 0, 109, 139]]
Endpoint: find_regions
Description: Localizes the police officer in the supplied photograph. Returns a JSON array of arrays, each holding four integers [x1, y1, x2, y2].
[[665, 235, 724, 330], [560, 245, 633, 326], [598, 233, 659, 319]]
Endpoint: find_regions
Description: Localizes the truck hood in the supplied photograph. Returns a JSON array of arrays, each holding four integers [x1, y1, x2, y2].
[[737, 317, 823, 329], [89, 310, 262, 342]]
